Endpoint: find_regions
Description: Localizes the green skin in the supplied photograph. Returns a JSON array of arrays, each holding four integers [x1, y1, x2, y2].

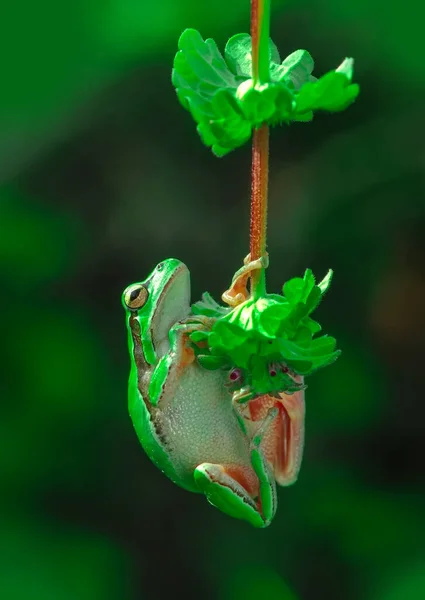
[[122, 258, 281, 527]]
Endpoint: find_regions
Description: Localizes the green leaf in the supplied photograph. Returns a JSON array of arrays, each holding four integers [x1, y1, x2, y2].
[[172, 29, 250, 156], [295, 60, 360, 114], [337, 57, 355, 80], [303, 316, 322, 335], [270, 49, 315, 90], [236, 80, 294, 125], [225, 33, 280, 79], [172, 29, 238, 104], [277, 338, 310, 360], [318, 269, 333, 294], [197, 354, 230, 370], [210, 319, 247, 347], [305, 287, 323, 314], [257, 301, 291, 337], [190, 330, 209, 343], [292, 110, 314, 122], [283, 269, 315, 305], [286, 360, 314, 374], [192, 291, 230, 318], [292, 326, 313, 346]]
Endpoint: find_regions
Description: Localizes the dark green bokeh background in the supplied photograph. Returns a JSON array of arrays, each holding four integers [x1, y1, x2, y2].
[[1, 1, 424, 599]]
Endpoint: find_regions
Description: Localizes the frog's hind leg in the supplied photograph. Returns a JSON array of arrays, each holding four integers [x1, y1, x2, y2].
[[194, 408, 279, 528], [194, 463, 269, 528]]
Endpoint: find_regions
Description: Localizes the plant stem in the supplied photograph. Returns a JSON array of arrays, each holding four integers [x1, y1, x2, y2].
[[250, 126, 269, 296], [251, 0, 271, 85], [250, 0, 271, 297]]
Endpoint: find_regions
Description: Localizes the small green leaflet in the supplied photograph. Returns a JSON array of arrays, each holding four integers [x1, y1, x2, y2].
[[172, 29, 360, 156], [192, 291, 230, 319]]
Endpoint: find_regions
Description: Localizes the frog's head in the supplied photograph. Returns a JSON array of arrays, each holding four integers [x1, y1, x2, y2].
[[122, 258, 190, 362]]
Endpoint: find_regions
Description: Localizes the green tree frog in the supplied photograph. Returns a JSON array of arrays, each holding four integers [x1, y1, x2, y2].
[[122, 258, 304, 527]]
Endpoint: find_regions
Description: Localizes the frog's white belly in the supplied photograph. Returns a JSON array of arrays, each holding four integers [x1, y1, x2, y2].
[[159, 365, 251, 477]]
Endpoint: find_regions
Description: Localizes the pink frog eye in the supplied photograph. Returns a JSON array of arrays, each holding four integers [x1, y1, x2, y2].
[[281, 365, 289, 374], [229, 368, 243, 383]]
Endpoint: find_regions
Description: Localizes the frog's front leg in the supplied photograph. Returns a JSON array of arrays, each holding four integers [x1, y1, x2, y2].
[[194, 407, 279, 528], [148, 321, 204, 406], [222, 253, 269, 307]]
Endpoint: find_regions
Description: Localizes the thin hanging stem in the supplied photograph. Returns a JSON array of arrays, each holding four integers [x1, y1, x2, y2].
[[251, 0, 271, 85], [250, 126, 269, 296], [250, 0, 271, 297]]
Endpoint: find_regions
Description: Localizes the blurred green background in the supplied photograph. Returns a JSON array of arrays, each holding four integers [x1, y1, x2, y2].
[[1, 1, 424, 599]]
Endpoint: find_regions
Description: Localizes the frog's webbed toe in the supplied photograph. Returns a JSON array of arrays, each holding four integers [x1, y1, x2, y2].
[[178, 314, 214, 328], [194, 463, 271, 528]]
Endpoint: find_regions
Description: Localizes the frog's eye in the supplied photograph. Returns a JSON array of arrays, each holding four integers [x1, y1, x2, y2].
[[228, 368, 243, 384], [124, 284, 149, 310]]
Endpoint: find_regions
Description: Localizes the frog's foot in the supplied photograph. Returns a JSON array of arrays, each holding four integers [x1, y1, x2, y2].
[[194, 407, 278, 528], [274, 385, 305, 487], [173, 319, 214, 358], [243, 386, 305, 488], [171, 322, 210, 367], [221, 253, 269, 307], [194, 463, 271, 528], [232, 385, 255, 404]]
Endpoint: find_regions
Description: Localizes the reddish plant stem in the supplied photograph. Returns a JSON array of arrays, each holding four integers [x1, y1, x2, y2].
[[250, 125, 269, 294], [250, 125, 269, 260], [249, 0, 270, 296], [250, 0, 270, 85], [251, 0, 259, 83]]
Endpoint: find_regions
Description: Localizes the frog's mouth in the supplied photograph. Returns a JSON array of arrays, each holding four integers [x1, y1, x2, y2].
[[233, 385, 305, 487]]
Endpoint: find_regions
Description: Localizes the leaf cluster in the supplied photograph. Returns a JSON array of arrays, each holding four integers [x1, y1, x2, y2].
[[172, 29, 359, 155], [190, 269, 341, 396]]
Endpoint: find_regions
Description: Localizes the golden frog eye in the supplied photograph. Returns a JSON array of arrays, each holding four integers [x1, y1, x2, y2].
[[124, 284, 149, 310]]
